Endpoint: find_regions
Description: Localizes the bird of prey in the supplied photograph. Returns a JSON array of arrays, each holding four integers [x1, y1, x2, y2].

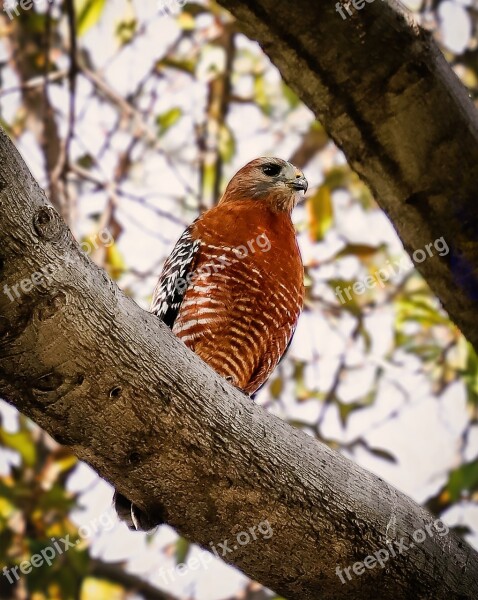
[[115, 156, 308, 530]]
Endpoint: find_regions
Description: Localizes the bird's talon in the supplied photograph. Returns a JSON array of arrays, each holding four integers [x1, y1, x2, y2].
[[131, 504, 141, 531]]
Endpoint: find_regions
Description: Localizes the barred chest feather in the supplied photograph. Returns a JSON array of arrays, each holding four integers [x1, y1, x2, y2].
[[172, 204, 304, 394]]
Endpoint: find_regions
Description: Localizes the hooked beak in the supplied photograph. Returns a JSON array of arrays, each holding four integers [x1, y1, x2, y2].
[[290, 176, 308, 193]]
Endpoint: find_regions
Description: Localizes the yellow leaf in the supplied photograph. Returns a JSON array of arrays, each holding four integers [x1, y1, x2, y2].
[[0, 497, 14, 519], [81, 578, 124, 600], [75, 0, 107, 37], [177, 11, 196, 30], [219, 125, 236, 163], [156, 108, 182, 135], [307, 185, 333, 241], [105, 243, 126, 280], [0, 430, 36, 467], [269, 377, 283, 398]]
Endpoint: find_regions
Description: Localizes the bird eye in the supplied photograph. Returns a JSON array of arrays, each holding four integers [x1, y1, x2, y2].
[[262, 164, 282, 177]]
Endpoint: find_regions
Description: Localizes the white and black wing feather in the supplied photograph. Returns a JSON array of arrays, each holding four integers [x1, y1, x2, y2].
[[150, 226, 200, 328]]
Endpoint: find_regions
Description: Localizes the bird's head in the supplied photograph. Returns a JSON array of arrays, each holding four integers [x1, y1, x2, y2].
[[219, 157, 308, 212]]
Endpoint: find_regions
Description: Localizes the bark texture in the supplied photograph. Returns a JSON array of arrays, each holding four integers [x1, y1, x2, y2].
[[0, 128, 477, 599], [217, 0, 478, 351]]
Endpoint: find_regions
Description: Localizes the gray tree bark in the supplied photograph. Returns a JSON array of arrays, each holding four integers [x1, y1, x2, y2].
[[217, 0, 478, 351], [0, 125, 477, 599]]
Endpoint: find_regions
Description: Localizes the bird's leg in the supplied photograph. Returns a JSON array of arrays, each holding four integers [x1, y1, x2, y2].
[[113, 491, 162, 532]]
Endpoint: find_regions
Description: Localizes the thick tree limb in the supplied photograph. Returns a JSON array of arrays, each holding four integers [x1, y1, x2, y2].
[[217, 0, 478, 351], [0, 129, 476, 598]]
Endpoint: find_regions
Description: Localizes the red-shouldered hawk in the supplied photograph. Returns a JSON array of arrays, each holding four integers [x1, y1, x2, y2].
[[115, 157, 307, 530]]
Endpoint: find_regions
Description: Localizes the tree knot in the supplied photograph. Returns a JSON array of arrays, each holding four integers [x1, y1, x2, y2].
[[33, 206, 63, 240]]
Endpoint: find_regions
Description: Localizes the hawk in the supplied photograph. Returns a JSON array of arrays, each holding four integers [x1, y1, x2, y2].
[[115, 156, 307, 529]]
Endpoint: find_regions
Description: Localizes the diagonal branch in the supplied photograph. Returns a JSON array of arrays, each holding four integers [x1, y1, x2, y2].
[[0, 124, 476, 600], [89, 559, 179, 600]]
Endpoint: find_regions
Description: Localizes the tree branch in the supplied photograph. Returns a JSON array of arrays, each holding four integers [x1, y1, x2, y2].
[[89, 559, 179, 600], [0, 126, 476, 599]]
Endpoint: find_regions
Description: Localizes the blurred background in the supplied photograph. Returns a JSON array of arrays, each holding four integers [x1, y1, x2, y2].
[[0, 0, 477, 598]]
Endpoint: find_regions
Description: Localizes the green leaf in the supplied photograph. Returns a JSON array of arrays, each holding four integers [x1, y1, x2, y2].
[[219, 124, 236, 163], [156, 108, 182, 136], [0, 430, 36, 467], [160, 57, 196, 75], [75, 0, 107, 37], [447, 458, 478, 501], [175, 536, 190, 565], [269, 377, 283, 399], [115, 18, 137, 46], [292, 361, 312, 401], [253, 73, 272, 116], [337, 401, 366, 427], [183, 2, 210, 16], [461, 341, 478, 405], [38, 484, 76, 512], [327, 279, 361, 314], [397, 297, 449, 327], [76, 154, 95, 169]]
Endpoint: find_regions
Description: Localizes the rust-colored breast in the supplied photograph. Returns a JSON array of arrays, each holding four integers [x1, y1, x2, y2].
[[172, 200, 304, 394]]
